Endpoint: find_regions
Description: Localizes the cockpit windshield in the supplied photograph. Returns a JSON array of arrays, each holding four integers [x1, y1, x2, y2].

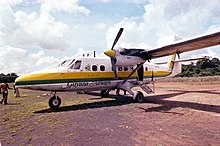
[[59, 59, 75, 67], [59, 59, 82, 70], [70, 60, 82, 69]]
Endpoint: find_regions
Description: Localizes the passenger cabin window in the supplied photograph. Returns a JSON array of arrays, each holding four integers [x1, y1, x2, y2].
[[118, 67, 122, 71], [74, 60, 82, 69], [100, 65, 105, 71], [92, 65, 98, 71], [124, 67, 128, 71], [145, 67, 148, 71]]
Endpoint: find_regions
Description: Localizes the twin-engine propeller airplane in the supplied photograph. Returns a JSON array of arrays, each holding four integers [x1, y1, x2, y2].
[[15, 28, 220, 110]]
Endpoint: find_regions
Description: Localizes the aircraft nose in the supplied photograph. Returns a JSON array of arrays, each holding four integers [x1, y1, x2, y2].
[[14, 74, 29, 87], [104, 49, 116, 58]]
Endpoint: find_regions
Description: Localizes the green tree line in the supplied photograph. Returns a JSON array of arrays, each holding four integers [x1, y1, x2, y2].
[[178, 58, 220, 77], [0, 73, 18, 83]]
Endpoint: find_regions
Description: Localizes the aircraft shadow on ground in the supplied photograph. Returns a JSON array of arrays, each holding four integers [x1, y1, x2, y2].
[[168, 89, 220, 95], [141, 90, 220, 114], [34, 91, 220, 114], [1, 102, 20, 106], [34, 93, 134, 113]]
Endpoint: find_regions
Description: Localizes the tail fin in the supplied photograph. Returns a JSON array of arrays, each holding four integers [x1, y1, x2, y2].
[[168, 53, 177, 70], [167, 53, 182, 77], [167, 36, 182, 77]]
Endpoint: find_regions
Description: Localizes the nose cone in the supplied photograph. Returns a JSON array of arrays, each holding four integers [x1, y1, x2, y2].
[[14, 74, 33, 87], [14, 75, 23, 86], [104, 50, 116, 58]]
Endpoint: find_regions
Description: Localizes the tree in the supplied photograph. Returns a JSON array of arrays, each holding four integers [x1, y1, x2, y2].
[[0, 73, 18, 83], [178, 57, 220, 77]]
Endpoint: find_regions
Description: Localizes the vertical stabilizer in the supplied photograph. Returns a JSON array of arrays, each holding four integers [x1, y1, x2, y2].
[[167, 53, 182, 77], [167, 35, 183, 77], [168, 54, 176, 70]]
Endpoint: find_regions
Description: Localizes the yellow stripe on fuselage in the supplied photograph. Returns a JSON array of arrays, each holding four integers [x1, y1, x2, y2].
[[16, 71, 171, 82]]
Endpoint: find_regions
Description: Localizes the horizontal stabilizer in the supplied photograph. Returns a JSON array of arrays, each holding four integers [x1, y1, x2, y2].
[[155, 56, 210, 64]]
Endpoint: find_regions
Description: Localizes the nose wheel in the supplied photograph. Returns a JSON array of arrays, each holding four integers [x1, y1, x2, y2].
[[49, 95, 61, 110]]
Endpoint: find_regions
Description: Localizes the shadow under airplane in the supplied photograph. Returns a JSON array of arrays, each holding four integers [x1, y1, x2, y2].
[[34, 90, 220, 114], [34, 93, 134, 113], [140, 90, 220, 114]]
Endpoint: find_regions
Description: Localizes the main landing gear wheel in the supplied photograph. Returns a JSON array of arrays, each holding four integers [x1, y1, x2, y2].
[[49, 95, 61, 110], [100, 90, 109, 98], [133, 91, 144, 103]]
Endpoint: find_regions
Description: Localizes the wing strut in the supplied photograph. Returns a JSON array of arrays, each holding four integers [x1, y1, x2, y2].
[[122, 62, 145, 84]]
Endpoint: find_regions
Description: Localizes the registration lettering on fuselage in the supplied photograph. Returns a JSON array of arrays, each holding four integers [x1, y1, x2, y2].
[[67, 81, 111, 88]]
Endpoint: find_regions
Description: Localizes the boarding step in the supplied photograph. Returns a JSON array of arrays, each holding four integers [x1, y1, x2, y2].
[[137, 81, 154, 94]]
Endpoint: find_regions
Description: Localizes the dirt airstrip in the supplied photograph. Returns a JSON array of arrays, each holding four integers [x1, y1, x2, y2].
[[1, 81, 220, 146]]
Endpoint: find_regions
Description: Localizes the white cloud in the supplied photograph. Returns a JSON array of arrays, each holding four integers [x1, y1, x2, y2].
[[0, 46, 60, 75], [0, 46, 108, 75], [123, 0, 147, 4], [15, 11, 69, 50], [0, 0, 91, 51], [95, 0, 111, 3], [0, 0, 23, 7], [40, 0, 90, 16], [96, 0, 147, 4], [95, 22, 107, 30], [107, 0, 220, 60], [0, 3, 70, 50]]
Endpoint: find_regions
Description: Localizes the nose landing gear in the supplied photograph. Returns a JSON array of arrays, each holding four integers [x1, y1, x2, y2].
[[49, 95, 61, 110]]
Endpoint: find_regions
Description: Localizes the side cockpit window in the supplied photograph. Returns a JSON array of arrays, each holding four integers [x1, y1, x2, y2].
[[73, 60, 82, 69]]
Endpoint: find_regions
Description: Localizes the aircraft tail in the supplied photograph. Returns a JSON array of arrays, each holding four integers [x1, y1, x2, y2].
[[167, 54, 210, 77], [167, 54, 182, 77]]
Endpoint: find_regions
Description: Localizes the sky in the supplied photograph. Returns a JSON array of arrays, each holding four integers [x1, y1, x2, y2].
[[0, 0, 220, 75]]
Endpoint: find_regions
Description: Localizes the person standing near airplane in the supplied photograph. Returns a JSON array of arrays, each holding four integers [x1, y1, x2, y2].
[[0, 82, 12, 105]]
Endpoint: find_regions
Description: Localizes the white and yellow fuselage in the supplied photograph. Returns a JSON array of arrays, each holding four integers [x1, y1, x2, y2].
[[15, 55, 180, 92]]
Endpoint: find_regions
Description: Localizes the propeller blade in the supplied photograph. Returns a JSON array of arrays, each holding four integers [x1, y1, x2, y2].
[[105, 28, 123, 79], [111, 58, 118, 78], [111, 28, 124, 50]]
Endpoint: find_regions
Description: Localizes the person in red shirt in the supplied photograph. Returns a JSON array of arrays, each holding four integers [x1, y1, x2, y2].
[[0, 82, 11, 105]]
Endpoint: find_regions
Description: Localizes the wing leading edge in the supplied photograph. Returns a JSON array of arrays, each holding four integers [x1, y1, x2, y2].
[[147, 31, 220, 59]]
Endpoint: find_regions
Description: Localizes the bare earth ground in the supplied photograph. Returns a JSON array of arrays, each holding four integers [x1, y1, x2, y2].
[[1, 82, 220, 146]]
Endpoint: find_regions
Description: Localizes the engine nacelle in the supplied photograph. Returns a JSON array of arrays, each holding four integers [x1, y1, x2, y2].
[[115, 55, 145, 66]]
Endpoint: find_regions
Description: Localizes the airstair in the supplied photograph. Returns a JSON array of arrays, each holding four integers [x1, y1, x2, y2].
[[137, 81, 154, 94]]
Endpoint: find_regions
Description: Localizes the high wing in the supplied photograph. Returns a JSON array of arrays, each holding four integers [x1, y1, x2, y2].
[[104, 29, 220, 63], [146, 31, 220, 59]]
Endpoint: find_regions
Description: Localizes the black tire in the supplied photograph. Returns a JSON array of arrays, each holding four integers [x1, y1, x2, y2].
[[133, 91, 144, 103], [100, 90, 109, 98], [49, 95, 61, 110], [104, 91, 109, 98], [100, 90, 106, 98]]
